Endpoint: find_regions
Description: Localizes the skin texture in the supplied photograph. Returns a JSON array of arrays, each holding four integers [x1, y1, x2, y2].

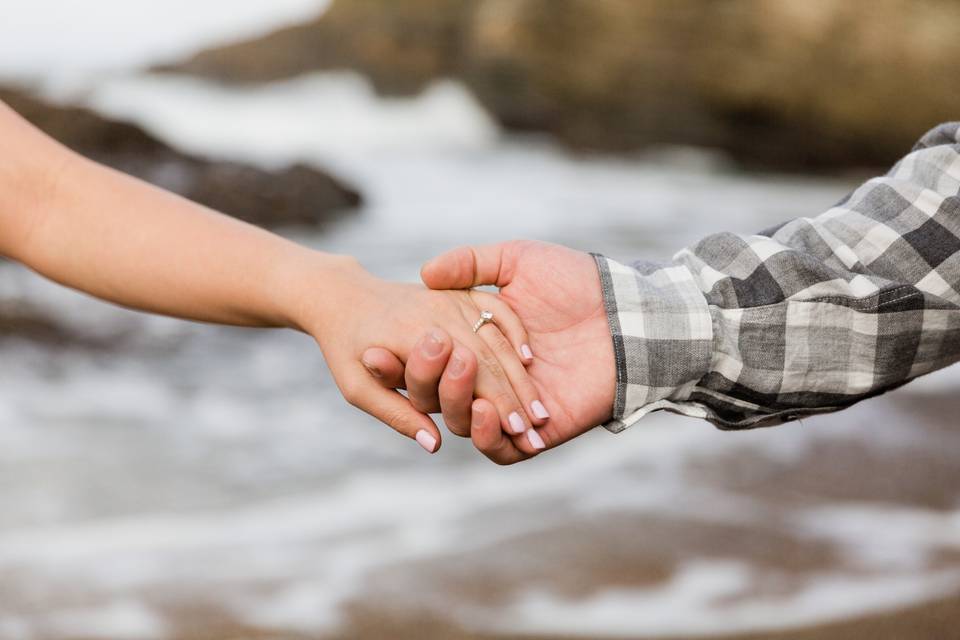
[[363, 240, 617, 464], [0, 99, 542, 454], [304, 277, 548, 450]]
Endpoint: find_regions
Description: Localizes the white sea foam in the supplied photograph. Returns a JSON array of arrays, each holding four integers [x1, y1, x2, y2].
[[230, 580, 344, 634], [37, 71, 853, 265], [45, 72, 500, 164], [485, 564, 960, 638], [40, 600, 168, 640], [0, 0, 330, 81], [793, 504, 960, 570]]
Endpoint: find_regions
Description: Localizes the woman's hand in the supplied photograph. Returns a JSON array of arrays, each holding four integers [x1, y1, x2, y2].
[[0, 102, 545, 456], [293, 255, 547, 453], [363, 241, 616, 463]]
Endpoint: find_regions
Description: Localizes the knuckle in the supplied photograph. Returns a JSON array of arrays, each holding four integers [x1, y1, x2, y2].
[[438, 393, 468, 417], [478, 352, 508, 382], [470, 289, 494, 306], [382, 408, 413, 432], [446, 420, 470, 437], [406, 377, 437, 403], [339, 380, 364, 407], [410, 396, 439, 414], [404, 367, 427, 389], [486, 329, 514, 354], [424, 295, 454, 318], [458, 248, 476, 277], [438, 373, 469, 400], [485, 452, 516, 466], [490, 390, 519, 412], [436, 387, 456, 407], [406, 367, 440, 392], [444, 246, 477, 287]]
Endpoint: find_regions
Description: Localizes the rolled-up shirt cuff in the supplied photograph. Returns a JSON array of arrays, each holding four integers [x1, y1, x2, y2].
[[592, 254, 714, 433]]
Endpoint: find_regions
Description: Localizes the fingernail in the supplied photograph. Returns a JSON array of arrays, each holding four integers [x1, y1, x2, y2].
[[508, 411, 526, 434], [362, 360, 382, 378], [521, 344, 534, 359], [471, 401, 486, 427], [531, 400, 550, 420], [421, 331, 445, 357], [527, 428, 546, 450], [416, 430, 437, 453], [447, 353, 467, 378]]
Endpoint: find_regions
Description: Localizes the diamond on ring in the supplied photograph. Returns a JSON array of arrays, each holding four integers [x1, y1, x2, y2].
[[473, 310, 494, 333]]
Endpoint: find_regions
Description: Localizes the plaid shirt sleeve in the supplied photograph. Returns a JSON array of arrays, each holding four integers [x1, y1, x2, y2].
[[595, 122, 960, 432]]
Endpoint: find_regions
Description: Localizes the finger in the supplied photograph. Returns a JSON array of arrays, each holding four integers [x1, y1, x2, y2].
[[471, 398, 529, 465], [469, 304, 548, 429], [361, 347, 406, 389], [343, 369, 442, 454], [472, 350, 550, 456], [469, 337, 537, 436], [437, 345, 477, 437], [405, 329, 453, 414], [420, 241, 521, 290], [470, 290, 534, 363]]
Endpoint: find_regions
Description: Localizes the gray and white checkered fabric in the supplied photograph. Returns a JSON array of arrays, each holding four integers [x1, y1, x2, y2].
[[596, 122, 960, 432]]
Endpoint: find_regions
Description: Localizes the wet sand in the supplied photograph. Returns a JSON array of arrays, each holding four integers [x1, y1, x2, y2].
[[147, 591, 960, 640], [40, 389, 955, 640], [336, 591, 960, 640]]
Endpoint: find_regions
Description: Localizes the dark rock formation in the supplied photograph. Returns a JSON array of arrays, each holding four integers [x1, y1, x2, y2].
[[0, 88, 362, 347], [0, 301, 122, 350], [0, 303, 75, 347], [0, 88, 361, 228], [159, 0, 960, 170], [155, 0, 472, 95]]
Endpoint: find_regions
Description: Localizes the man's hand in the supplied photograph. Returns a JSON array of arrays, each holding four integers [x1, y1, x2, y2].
[[363, 241, 616, 464]]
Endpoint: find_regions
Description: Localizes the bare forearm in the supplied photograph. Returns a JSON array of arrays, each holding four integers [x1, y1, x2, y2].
[[0, 100, 551, 455], [0, 100, 354, 330]]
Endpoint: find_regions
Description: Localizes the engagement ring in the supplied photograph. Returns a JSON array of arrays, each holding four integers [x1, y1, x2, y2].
[[472, 310, 494, 333]]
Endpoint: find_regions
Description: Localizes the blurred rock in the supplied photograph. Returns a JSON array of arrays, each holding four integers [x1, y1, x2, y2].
[[330, 591, 960, 640], [155, 0, 473, 94], [0, 301, 119, 349], [160, 0, 960, 170], [0, 87, 361, 228]]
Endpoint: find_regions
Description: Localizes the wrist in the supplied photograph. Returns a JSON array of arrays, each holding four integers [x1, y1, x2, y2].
[[274, 249, 377, 335]]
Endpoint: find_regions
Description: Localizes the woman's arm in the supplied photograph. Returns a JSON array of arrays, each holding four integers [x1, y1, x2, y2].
[[0, 100, 548, 453], [0, 99, 338, 330]]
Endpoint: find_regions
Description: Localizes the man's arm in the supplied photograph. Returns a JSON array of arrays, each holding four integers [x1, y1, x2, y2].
[[598, 122, 960, 431], [384, 123, 960, 464]]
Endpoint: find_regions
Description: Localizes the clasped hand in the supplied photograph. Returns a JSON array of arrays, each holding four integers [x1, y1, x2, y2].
[[319, 240, 616, 465]]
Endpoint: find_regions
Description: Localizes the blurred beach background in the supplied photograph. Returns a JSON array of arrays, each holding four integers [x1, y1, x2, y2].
[[1, 1, 959, 638]]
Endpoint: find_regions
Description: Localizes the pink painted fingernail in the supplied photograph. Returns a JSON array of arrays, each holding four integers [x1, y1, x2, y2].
[[521, 344, 534, 359], [416, 430, 437, 453], [508, 412, 526, 434], [531, 400, 550, 420], [421, 331, 445, 357], [527, 428, 546, 450]]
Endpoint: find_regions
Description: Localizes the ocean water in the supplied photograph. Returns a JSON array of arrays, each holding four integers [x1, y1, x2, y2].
[[2, 5, 960, 639], [0, 0, 331, 81]]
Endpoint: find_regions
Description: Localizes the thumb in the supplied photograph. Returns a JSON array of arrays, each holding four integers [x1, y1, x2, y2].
[[361, 347, 406, 389], [420, 242, 520, 290]]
